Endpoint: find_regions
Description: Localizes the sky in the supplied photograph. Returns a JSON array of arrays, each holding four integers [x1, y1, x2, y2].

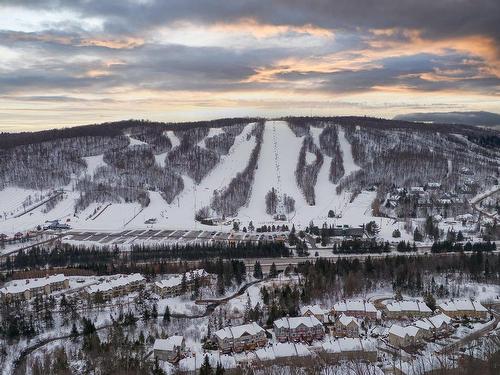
[[0, 0, 499, 132]]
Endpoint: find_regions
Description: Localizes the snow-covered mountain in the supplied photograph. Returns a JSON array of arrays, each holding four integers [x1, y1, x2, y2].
[[1, 117, 499, 237]]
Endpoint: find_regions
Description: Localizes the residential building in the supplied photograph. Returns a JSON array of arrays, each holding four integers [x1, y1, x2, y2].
[[384, 300, 432, 319], [273, 316, 325, 343], [153, 336, 185, 363], [438, 299, 488, 319], [331, 300, 378, 320], [0, 274, 69, 302], [322, 338, 377, 362], [85, 273, 145, 301], [300, 304, 327, 323], [427, 313, 453, 336], [332, 313, 360, 338], [154, 269, 213, 298], [213, 322, 267, 353], [387, 324, 425, 348]]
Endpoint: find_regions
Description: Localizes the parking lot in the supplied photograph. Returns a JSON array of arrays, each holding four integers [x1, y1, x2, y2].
[[63, 229, 286, 247]]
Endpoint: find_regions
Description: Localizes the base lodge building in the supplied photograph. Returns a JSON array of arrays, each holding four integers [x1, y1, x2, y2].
[[213, 322, 267, 353], [384, 300, 432, 319], [85, 273, 145, 300], [0, 274, 69, 302], [273, 316, 325, 343], [438, 299, 488, 319], [331, 300, 378, 320]]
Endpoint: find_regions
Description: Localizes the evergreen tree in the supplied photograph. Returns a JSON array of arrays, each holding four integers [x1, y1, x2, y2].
[[163, 306, 171, 324], [215, 361, 225, 375], [200, 355, 213, 375], [253, 261, 263, 279], [413, 228, 423, 242], [70, 322, 79, 341], [269, 262, 278, 278]]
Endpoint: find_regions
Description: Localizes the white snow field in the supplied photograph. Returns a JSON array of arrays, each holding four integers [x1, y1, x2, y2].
[[238, 120, 307, 221], [83, 154, 105, 177], [0, 120, 408, 239]]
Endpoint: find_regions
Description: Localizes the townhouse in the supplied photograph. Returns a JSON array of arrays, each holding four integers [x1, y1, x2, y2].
[[85, 273, 145, 301], [438, 299, 488, 320], [273, 316, 325, 343], [322, 338, 377, 362], [300, 304, 327, 323], [154, 269, 213, 298], [0, 274, 69, 302], [331, 299, 378, 320], [213, 322, 267, 353], [153, 336, 185, 363], [332, 313, 360, 338], [387, 324, 426, 348], [384, 300, 432, 319]]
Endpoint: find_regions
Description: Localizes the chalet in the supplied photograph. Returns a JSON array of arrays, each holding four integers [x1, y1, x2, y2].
[[154, 269, 213, 298], [387, 324, 425, 348], [300, 304, 327, 323], [14, 232, 24, 240], [0, 274, 69, 302], [384, 300, 432, 319], [322, 338, 377, 362], [332, 313, 360, 338], [153, 336, 185, 363], [427, 313, 453, 336], [273, 316, 324, 343], [438, 299, 488, 320], [0, 233, 7, 241], [331, 300, 378, 320], [85, 273, 145, 301], [213, 322, 267, 353]]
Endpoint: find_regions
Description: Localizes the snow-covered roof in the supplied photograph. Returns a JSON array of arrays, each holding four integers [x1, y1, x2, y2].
[[388, 324, 407, 338], [338, 337, 363, 352], [87, 273, 144, 294], [389, 324, 422, 338], [428, 313, 452, 329], [414, 319, 433, 331], [439, 299, 486, 313], [333, 300, 376, 313], [337, 313, 360, 328], [0, 274, 68, 295], [385, 300, 431, 313], [300, 304, 325, 316], [214, 322, 265, 340], [274, 316, 322, 329], [153, 336, 184, 351]]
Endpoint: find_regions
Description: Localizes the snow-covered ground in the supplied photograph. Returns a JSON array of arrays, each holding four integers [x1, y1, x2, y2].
[[0, 121, 460, 241]]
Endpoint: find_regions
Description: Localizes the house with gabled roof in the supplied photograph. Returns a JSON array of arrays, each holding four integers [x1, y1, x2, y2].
[[0, 274, 69, 302], [438, 299, 488, 319], [213, 322, 267, 353], [300, 304, 327, 323], [384, 300, 432, 319], [331, 299, 378, 320], [333, 313, 360, 338], [153, 336, 185, 362], [273, 316, 324, 343], [388, 324, 425, 348]]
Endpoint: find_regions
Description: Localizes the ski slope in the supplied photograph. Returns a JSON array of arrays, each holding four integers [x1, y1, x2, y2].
[[72, 123, 258, 230], [238, 120, 307, 222], [0, 121, 408, 239]]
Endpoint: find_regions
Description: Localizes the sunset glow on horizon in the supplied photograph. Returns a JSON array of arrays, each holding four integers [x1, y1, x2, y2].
[[0, 1, 499, 131]]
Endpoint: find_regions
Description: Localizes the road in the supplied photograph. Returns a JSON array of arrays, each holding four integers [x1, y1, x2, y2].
[[470, 185, 500, 220]]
